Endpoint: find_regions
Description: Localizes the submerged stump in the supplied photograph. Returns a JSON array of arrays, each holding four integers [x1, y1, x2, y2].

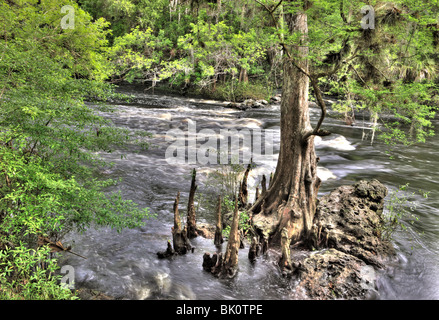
[[203, 198, 240, 278], [238, 162, 252, 209], [157, 192, 192, 258], [187, 168, 198, 239]]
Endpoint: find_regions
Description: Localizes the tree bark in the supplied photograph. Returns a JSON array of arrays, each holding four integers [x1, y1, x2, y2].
[[222, 197, 240, 277], [238, 162, 251, 208], [203, 197, 240, 278], [187, 168, 198, 238], [249, 5, 321, 250], [172, 191, 192, 255], [158, 191, 192, 258]]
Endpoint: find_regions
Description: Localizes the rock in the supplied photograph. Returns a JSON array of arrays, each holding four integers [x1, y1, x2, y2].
[[270, 94, 281, 103], [157, 240, 176, 259], [310, 179, 395, 268], [196, 222, 216, 239], [227, 102, 247, 110], [243, 99, 255, 107], [227, 99, 269, 110], [286, 180, 396, 300], [323, 98, 335, 105], [291, 249, 378, 300], [252, 101, 264, 108]]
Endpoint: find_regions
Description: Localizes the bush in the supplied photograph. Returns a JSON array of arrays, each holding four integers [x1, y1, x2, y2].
[[0, 0, 153, 299], [381, 183, 429, 242], [200, 80, 275, 102], [0, 245, 77, 300]]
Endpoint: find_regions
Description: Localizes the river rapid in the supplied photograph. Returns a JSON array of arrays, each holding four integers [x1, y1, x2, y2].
[[62, 84, 439, 300]]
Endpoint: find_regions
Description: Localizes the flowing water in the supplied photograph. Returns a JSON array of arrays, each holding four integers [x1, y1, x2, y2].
[[62, 84, 439, 300]]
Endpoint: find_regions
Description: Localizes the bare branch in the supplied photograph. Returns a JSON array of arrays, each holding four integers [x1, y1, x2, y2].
[[272, 0, 284, 13], [302, 77, 331, 142], [254, 0, 272, 13]]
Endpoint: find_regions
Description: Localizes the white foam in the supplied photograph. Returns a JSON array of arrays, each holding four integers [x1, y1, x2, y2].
[[315, 135, 356, 151], [317, 166, 337, 181]]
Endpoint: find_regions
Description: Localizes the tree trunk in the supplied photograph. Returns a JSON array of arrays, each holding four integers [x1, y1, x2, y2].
[[216, 0, 222, 24], [172, 191, 192, 255], [239, 68, 248, 83], [187, 168, 198, 238], [203, 197, 240, 278], [238, 162, 251, 208], [222, 197, 240, 277], [249, 7, 321, 250], [158, 191, 192, 258]]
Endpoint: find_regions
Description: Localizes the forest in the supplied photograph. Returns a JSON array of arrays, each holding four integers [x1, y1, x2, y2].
[[0, 0, 438, 301]]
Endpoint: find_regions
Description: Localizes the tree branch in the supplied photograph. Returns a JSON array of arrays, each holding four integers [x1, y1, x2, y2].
[[302, 77, 331, 142], [340, 0, 348, 24]]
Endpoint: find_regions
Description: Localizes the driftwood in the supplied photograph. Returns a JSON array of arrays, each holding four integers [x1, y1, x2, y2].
[[37, 236, 87, 259]]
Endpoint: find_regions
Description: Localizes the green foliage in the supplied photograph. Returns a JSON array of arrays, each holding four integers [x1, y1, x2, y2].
[[205, 80, 275, 102], [351, 81, 436, 145], [381, 183, 429, 241], [93, 1, 277, 96], [300, 0, 438, 146], [174, 19, 271, 90], [221, 196, 251, 240], [107, 26, 173, 83], [0, 0, 153, 299], [79, 0, 170, 40], [0, 245, 77, 300]]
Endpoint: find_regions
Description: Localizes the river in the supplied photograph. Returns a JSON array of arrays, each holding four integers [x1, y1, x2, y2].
[[62, 84, 439, 300]]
